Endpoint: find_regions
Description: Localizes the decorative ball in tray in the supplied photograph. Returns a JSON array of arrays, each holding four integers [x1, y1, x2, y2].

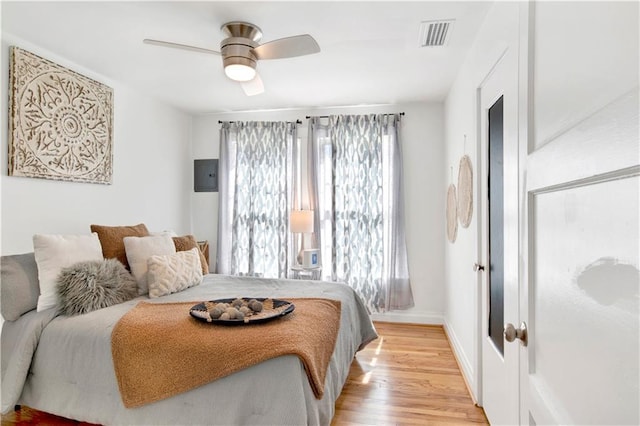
[[189, 297, 294, 325]]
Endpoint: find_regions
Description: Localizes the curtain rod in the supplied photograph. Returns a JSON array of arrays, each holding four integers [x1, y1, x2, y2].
[[305, 112, 405, 119], [218, 120, 302, 124]]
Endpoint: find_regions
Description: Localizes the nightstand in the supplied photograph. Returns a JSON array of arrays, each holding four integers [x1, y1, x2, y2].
[[290, 265, 322, 280], [197, 240, 209, 265]]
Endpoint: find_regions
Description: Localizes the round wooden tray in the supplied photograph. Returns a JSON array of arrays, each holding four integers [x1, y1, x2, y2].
[[189, 297, 294, 325]]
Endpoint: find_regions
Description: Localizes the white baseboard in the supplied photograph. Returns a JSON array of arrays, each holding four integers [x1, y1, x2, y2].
[[370, 310, 443, 325], [443, 318, 478, 404]]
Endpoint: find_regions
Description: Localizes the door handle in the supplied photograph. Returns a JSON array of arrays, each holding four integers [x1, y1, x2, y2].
[[504, 322, 528, 347], [473, 263, 485, 272]]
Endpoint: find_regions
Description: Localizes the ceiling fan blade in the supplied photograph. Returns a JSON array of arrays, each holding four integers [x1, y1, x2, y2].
[[143, 39, 221, 55], [252, 34, 320, 60], [241, 73, 264, 96]]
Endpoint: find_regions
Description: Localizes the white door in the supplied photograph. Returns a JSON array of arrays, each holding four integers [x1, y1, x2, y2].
[[519, 2, 639, 424], [478, 47, 520, 425], [476, 3, 638, 424], [521, 86, 640, 426]]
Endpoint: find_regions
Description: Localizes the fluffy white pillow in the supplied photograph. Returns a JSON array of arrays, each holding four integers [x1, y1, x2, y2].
[[123, 235, 176, 295], [147, 248, 203, 298], [33, 233, 104, 312]]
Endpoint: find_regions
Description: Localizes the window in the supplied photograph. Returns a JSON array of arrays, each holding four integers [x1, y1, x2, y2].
[[217, 121, 298, 278], [308, 115, 413, 312]]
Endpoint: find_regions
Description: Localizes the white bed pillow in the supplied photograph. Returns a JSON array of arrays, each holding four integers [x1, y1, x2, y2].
[[33, 233, 104, 312], [147, 248, 203, 298], [123, 235, 176, 295]]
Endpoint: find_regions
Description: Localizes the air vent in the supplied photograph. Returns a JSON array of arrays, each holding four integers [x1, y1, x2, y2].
[[419, 19, 455, 47]]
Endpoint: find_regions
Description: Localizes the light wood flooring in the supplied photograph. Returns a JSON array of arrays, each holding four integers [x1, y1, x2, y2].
[[2, 322, 487, 426], [332, 322, 487, 425]]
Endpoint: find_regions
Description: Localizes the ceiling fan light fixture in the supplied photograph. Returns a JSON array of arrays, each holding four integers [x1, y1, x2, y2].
[[222, 55, 257, 82], [224, 63, 256, 82], [144, 20, 320, 95]]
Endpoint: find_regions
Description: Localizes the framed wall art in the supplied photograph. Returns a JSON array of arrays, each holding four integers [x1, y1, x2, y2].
[[8, 46, 113, 184]]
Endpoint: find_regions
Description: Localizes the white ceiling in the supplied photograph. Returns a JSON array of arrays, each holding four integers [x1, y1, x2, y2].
[[2, 1, 492, 114]]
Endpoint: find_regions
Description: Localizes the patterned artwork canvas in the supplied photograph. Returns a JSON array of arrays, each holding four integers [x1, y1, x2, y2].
[[8, 46, 113, 184]]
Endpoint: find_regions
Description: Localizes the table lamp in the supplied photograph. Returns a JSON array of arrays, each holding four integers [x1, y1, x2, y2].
[[290, 210, 314, 265]]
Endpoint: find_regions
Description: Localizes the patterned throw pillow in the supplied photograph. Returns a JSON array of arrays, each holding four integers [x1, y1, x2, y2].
[[146, 248, 203, 298]]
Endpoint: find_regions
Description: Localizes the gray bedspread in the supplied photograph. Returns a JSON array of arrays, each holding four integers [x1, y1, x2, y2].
[[1, 274, 377, 425]]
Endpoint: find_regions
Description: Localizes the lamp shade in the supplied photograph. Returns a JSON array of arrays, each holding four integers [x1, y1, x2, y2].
[[290, 210, 314, 233]]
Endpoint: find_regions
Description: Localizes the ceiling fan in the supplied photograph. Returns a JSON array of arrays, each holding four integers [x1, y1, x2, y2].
[[143, 21, 320, 96]]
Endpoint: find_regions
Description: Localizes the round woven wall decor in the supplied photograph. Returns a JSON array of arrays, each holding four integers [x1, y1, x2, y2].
[[457, 155, 473, 228], [446, 183, 458, 243]]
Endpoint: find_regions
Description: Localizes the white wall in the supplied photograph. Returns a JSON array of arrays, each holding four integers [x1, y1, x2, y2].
[[443, 1, 521, 401], [1, 33, 193, 255], [191, 102, 445, 323]]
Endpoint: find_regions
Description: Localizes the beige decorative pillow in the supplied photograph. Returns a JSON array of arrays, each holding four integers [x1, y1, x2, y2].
[[147, 248, 203, 299], [123, 235, 176, 295], [33, 233, 104, 312], [172, 235, 209, 275], [90, 223, 149, 269]]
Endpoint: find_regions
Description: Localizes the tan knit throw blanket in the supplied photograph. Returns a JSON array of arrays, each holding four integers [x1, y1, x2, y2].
[[111, 298, 341, 408]]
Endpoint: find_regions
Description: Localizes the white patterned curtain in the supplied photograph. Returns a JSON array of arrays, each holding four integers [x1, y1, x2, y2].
[[308, 114, 414, 312], [217, 121, 298, 278]]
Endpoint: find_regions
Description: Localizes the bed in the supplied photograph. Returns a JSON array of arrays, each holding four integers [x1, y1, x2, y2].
[[1, 253, 377, 425]]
